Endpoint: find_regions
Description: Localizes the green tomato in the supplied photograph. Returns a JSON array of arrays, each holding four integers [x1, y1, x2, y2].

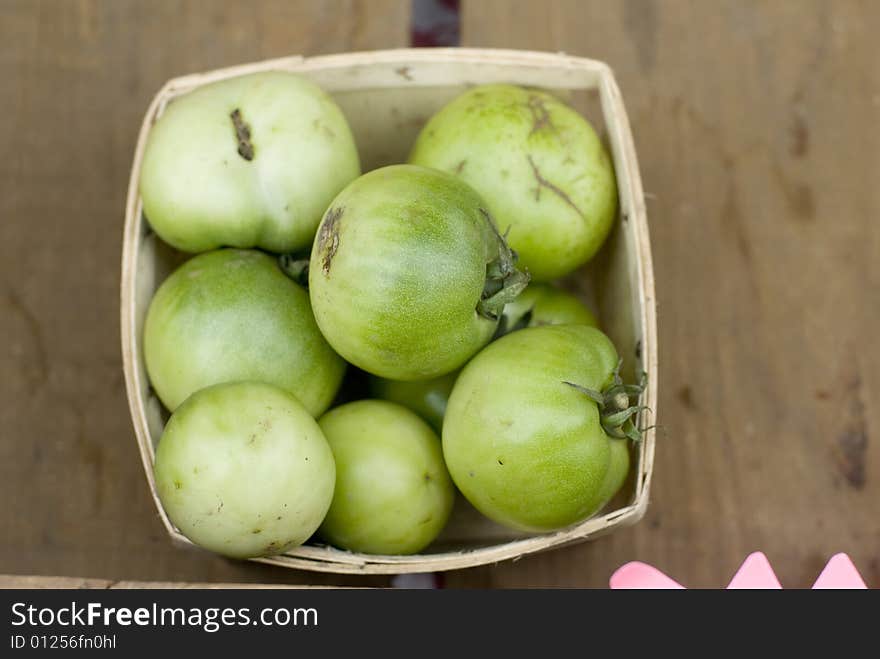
[[144, 249, 345, 416], [443, 325, 634, 532], [370, 287, 595, 431], [154, 381, 336, 558], [140, 72, 360, 253], [308, 164, 528, 380], [596, 436, 630, 509], [501, 283, 598, 332], [368, 371, 458, 433], [318, 400, 454, 555], [409, 84, 618, 281]]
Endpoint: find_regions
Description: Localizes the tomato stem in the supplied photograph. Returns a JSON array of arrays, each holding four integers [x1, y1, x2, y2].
[[563, 361, 650, 443], [477, 209, 530, 320], [478, 268, 530, 319]]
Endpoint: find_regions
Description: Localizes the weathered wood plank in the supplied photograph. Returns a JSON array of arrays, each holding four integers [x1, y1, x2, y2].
[[0, 574, 331, 589]]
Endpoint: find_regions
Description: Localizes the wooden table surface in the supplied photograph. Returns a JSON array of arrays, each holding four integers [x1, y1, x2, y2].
[[2, 0, 878, 588]]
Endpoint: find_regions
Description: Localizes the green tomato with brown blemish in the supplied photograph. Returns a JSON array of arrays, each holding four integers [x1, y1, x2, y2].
[[140, 72, 360, 253], [144, 249, 345, 416], [409, 84, 618, 281], [318, 400, 455, 555], [154, 381, 336, 559], [442, 325, 640, 532], [308, 164, 528, 380]]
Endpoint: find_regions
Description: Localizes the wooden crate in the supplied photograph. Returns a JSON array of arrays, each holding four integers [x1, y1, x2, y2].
[[121, 48, 657, 574]]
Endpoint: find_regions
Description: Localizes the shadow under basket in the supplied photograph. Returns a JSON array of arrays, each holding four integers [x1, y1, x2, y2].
[[121, 48, 658, 575]]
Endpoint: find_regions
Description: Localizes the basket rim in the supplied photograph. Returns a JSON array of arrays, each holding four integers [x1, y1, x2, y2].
[[154, 47, 614, 94], [120, 47, 657, 575]]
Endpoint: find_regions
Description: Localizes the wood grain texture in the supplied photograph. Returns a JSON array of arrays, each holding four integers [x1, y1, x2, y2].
[[0, 0, 408, 588], [458, 0, 880, 587], [0, 575, 332, 589], [4, 0, 878, 590]]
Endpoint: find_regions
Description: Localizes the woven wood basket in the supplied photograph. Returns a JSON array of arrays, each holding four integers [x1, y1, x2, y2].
[[121, 48, 657, 575]]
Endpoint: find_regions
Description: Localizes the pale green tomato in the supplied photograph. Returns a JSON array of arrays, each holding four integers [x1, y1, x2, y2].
[[140, 71, 360, 253], [501, 283, 598, 332], [409, 84, 618, 281], [154, 382, 336, 558], [318, 400, 454, 555], [144, 249, 345, 416], [596, 436, 630, 509], [443, 325, 630, 532], [308, 164, 528, 380], [368, 371, 458, 433]]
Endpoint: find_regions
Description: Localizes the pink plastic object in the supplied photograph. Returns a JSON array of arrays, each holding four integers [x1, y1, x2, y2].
[[726, 552, 782, 589], [812, 553, 868, 589], [609, 561, 684, 589], [610, 552, 869, 589]]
